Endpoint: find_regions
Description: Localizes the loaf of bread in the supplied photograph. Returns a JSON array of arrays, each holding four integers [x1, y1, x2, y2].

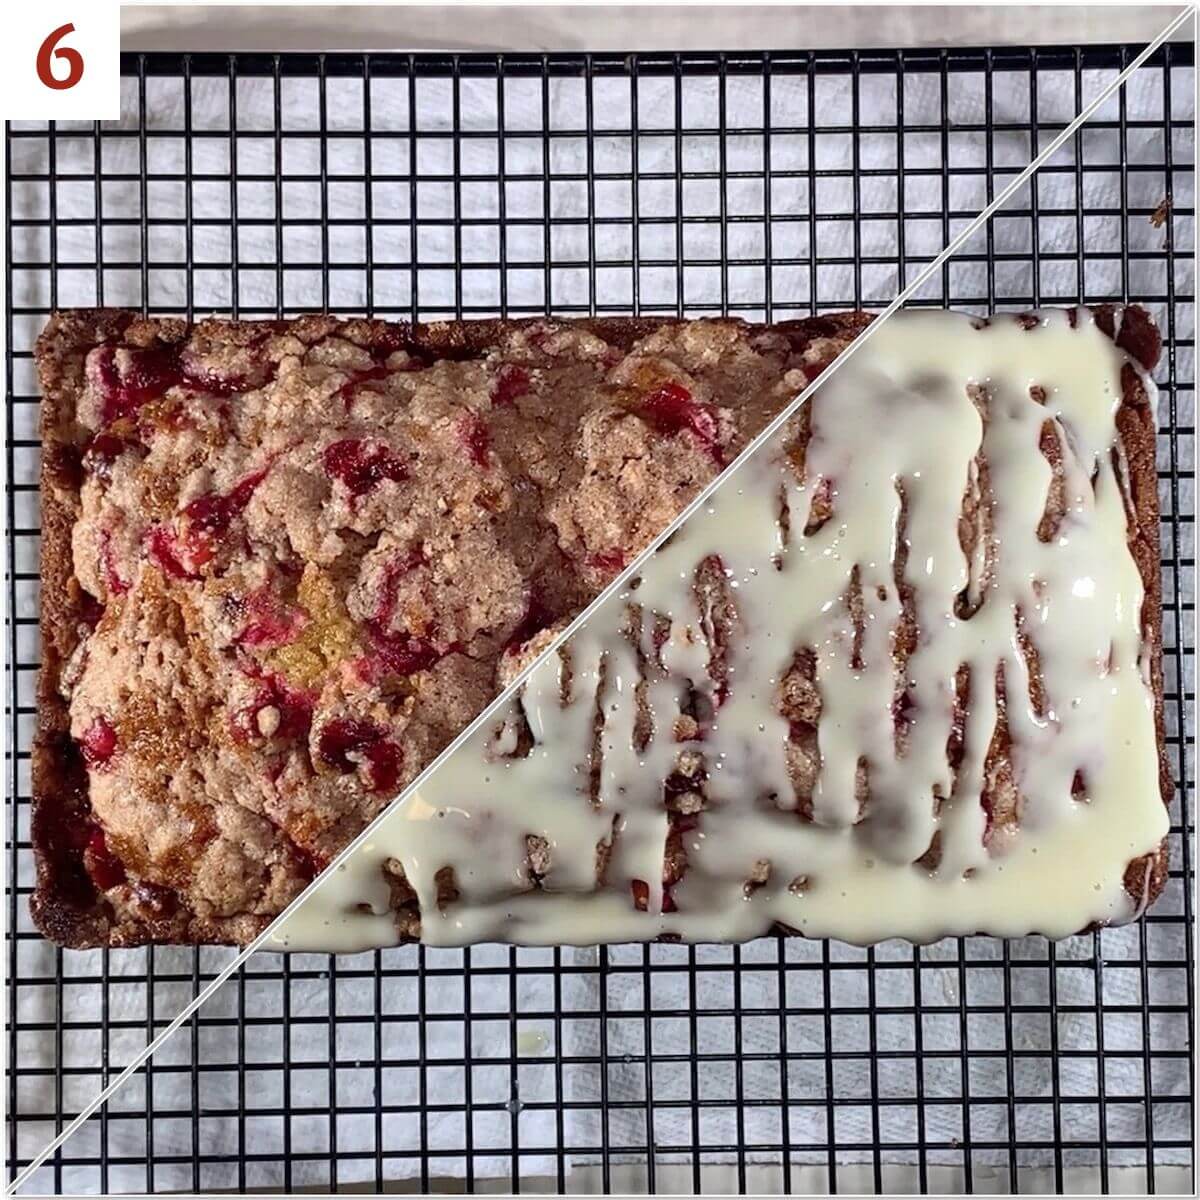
[[271, 305, 1172, 951], [33, 308, 869, 947]]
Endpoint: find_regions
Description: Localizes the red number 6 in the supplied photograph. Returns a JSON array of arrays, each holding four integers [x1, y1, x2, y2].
[[37, 23, 84, 91]]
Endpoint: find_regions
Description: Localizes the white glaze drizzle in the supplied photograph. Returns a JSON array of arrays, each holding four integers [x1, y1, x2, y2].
[[271, 309, 1167, 951]]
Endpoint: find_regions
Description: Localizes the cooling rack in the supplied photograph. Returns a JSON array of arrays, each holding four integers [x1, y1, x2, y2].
[[5, 42, 1195, 1194]]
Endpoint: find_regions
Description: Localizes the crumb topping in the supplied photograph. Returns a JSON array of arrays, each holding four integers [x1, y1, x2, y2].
[[49, 313, 858, 933]]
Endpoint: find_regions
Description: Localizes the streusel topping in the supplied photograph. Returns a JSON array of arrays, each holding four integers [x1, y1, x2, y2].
[[60, 314, 854, 927]]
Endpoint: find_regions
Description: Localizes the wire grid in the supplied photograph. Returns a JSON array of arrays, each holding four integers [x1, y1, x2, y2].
[[4, 44, 1195, 1195]]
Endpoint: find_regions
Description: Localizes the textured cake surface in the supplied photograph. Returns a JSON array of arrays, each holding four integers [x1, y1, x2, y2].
[[273, 307, 1172, 951], [33, 308, 868, 947]]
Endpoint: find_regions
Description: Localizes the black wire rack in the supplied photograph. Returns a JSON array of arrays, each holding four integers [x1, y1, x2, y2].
[[5, 43, 1195, 1195]]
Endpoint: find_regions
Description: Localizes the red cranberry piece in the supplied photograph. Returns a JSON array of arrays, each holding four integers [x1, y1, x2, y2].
[[183, 469, 265, 540], [84, 826, 127, 890], [491, 364, 531, 408], [80, 717, 118, 768], [236, 586, 309, 649], [586, 548, 627, 575], [323, 438, 408, 499], [456, 412, 492, 467], [120, 347, 182, 401], [89, 347, 121, 401], [318, 720, 369, 771], [630, 879, 678, 914], [317, 718, 403, 793], [361, 550, 448, 676], [362, 742, 403, 795], [98, 531, 129, 597], [640, 382, 723, 463], [90, 345, 184, 424], [146, 525, 195, 580], [346, 655, 383, 686], [151, 468, 267, 577]]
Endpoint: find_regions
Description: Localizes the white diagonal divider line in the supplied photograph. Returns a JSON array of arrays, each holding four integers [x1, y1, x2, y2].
[[9, 9, 1194, 1191]]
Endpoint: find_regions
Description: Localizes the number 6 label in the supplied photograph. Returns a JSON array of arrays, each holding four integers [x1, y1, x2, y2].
[[36, 23, 85, 91], [7, 3, 118, 119]]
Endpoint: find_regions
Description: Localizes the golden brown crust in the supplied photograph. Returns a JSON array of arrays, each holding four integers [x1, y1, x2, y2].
[[1112, 356, 1173, 918], [33, 308, 871, 948]]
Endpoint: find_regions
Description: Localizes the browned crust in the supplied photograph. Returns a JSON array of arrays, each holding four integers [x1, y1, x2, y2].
[[1106, 329, 1173, 919], [1088, 305, 1172, 923], [32, 308, 872, 948], [32, 306, 1170, 948]]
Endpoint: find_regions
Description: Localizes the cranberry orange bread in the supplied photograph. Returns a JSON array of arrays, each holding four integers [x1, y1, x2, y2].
[[33, 308, 870, 947], [272, 306, 1172, 951]]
